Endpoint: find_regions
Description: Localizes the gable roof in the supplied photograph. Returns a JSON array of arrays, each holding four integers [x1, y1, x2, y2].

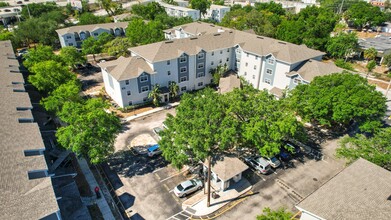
[[98, 56, 154, 81], [134, 22, 325, 64], [203, 157, 248, 182], [287, 59, 343, 82], [0, 41, 59, 219], [297, 158, 391, 220], [56, 22, 128, 36]]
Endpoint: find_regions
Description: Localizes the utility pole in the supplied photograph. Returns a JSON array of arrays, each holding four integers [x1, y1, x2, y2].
[[339, 0, 345, 14]]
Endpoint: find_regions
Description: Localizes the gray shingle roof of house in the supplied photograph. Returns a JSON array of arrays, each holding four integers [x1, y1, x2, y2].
[[98, 56, 154, 81], [203, 157, 248, 182], [0, 41, 59, 220], [163, 21, 232, 36], [297, 158, 391, 220], [287, 59, 343, 82], [358, 35, 391, 53], [55, 22, 128, 35], [133, 22, 324, 64]]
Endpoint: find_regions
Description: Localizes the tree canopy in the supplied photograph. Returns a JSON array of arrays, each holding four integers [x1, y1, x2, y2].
[[41, 80, 82, 113], [288, 73, 387, 133], [125, 18, 165, 46], [345, 1, 386, 28], [103, 37, 132, 57], [21, 2, 60, 18], [256, 207, 293, 220], [326, 32, 358, 59], [337, 128, 391, 171], [131, 2, 166, 20], [59, 46, 86, 69], [29, 60, 76, 93], [190, 0, 211, 17], [56, 98, 121, 164], [78, 12, 112, 25], [23, 45, 57, 70]]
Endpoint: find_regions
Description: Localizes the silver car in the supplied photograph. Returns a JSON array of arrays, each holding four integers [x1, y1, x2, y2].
[[244, 156, 272, 174], [174, 178, 203, 198], [264, 156, 281, 168]]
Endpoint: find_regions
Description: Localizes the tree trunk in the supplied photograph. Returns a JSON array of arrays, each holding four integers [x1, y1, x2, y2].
[[207, 156, 211, 207]]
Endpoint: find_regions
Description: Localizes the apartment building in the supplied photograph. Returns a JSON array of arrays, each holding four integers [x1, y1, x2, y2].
[[203, 4, 230, 22], [98, 22, 343, 107], [56, 22, 128, 48], [0, 40, 61, 219], [158, 2, 200, 21]]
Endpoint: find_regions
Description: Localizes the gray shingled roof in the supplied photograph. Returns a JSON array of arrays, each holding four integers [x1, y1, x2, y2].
[[56, 22, 128, 35], [98, 56, 154, 81], [358, 35, 391, 53], [297, 158, 391, 220], [0, 41, 59, 220], [133, 22, 324, 64], [203, 157, 248, 182], [163, 21, 232, 35], [287, 59, 343, 82]]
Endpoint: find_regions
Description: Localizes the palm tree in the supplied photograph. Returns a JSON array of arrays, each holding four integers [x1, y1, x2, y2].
[[148, 84, 161, 107], [364, 47, 377, 61], [168, 81, 179, 98]]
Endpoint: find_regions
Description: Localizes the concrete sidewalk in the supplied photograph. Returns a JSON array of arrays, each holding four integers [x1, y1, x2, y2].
[[123, 102, 180, 122], [182, 178, 252, 217], [78, 158, 115, 220]]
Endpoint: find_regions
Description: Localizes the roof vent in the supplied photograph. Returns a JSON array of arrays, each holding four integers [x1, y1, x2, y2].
[[213, 33, 220, 36], [210, 24, 215, 27], [190, 37, 198, 40], [229, 30, 233, 33], [278, 41, 286, 45], [165, 40, 174, 44], [257, 36, 264, 39]]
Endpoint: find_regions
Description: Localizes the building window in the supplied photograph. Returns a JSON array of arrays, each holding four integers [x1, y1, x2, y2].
[[294, 78, 302, 84], [219, 59, 222, 64], [141, 86, 149, 92], [181, 86, 187, 91], [128, 101, 132, 105], [266, 69, 273, 75], [211, 61, 214, 65], [180, 67, 187, 73], [68, 43, 74, 46], [125, 80, 129, 85], [247, 53, 249, 57], [245, 62, 248, 67], [180, 55, 187, 63], [220, 50, 223, 54], [198, 53, 204, 59], [268, 58, 275, 64], [226, 58, 229, 62], [264, 78, 271, 84], [66, 36, 72, 39], [255, 56, 258, 60], [94, 33, 98, 36], [212, 51, 214, 56], [253, 75, 255, 79], [122, 87, 126, 90], [254, 65, 256, 70], [140, 75, 148, 82], [227, 48, 230, 52], [180, 76, 187, 82], [197, 72, 205, 77], [168, 71, 171, 75], [244, 72, 247, 76], [198, 82, 203, 87], [127, 91, 131, 96], [143, 97, 148, 102]]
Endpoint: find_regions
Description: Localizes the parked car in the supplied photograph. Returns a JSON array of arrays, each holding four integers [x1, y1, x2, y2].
[[244, 156, 272, 174], [164, 104, 173, 109], [278, 148, 291, 161], [174, 178, 203, 198], [147, 144, 162, 157], [263, 156, 281, 168], [153, 127, 163, 139]]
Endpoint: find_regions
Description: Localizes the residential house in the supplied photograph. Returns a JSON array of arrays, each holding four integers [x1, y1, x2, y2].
[[296, 158, 391, 220], [174, 0, 189, 7], [56, 22, 128, 48], [0, 40, 61, 219], [203, 4, 230, 22], [98, 22, 341, 107], [358, 35, 391, 63], [163, 21, 232, 40], [158, 2, 200, 21]]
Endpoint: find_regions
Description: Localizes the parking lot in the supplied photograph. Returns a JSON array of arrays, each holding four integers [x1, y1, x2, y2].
[[102, 107, 347, 220]]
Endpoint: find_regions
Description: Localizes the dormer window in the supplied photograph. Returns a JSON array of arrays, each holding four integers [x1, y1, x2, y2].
[[180, 55, 187, 63], [268, 58, 275, 64]]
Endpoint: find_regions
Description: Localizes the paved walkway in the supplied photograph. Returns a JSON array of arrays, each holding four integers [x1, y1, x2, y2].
[[78, 158, 115, 220], [182, 178, 252, 217], [124, 102, 180, 122]]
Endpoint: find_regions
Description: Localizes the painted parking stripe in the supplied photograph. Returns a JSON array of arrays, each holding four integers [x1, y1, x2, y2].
[[152, 167, 164, 173], [160, 169, 188, 182]]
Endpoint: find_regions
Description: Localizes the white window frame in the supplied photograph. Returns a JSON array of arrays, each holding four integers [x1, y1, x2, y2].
[[180, 76, 187, 82], [180, 55, 187, 63], [197, 63, 204, 69], [125, 80, 129, 85], [198, 82, 203, 87], [167, 60, 170, 65], [127, 91, 131, 96], [140, 75, 148, 82], [264, 78, 271, 84], [66, 36, 72, 39], [180, 67, 187, 73], [167, 71, 171, 75], [254, 65, 257, 70], [141, 86, 149, 92], [181, 86, 187, 91], [198, 53, 204, 59], [197, 72, 205, 77], [128, 101, 132, 105], [268, 58, 275, 64], [245, 62, 248, 67], [212, 51, 214, 56], [293, 78, 301, 84], [266, 69, 273, 75]]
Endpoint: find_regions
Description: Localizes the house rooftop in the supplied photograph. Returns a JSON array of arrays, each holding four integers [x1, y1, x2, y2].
[[287, 59, 343, 82], [55, 22, 128, 35], [98, 56, 154, 81], [163, 21, 232, 35], [203, 157, 248, 182], [0, 41, 59, 219], [159, 2, 200, 12], [218, 71, 241, 94], [210, 4, 230, 9], [296, 158, 391, 220], [136, 22, 324, 64], [358, 35, 391, 53]]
